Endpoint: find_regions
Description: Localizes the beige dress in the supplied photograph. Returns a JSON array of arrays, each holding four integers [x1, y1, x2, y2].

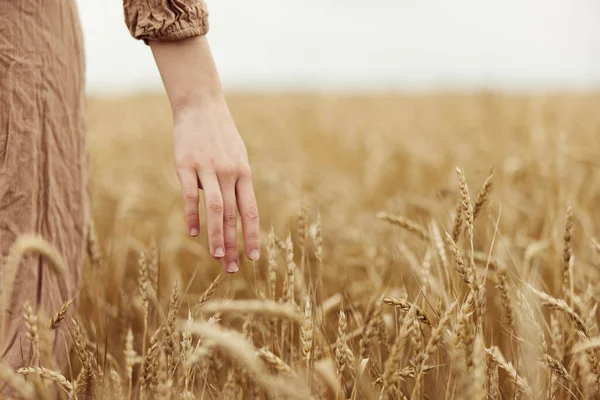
[[0, 0, 208, 375]]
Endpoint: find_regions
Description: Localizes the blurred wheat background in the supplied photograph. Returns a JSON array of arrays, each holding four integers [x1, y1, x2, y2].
[[78, 92, 600, 400], [8, 1, 600, 399]]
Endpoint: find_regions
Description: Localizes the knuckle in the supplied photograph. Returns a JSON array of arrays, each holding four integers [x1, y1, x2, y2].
[[237, 163, 252, 178], [185, 207, 198, 217], [246, 230, 260, 242], [217, 163, 236, 177], [183, 190, 199, 203], [208, 199, 223, 214], [175, 154, 195, 171], [203, 156, 216, 170], [243, 205, 259, 222], [224, 241, 238, 251], [185, 214, 198, 224], [209, 229, 223, 241], [224, 209, 237, 226]]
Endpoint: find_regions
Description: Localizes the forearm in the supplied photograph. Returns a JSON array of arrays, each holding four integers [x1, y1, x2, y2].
[[127, 3, 259, 272], [150, 36, 225, 116], [148, 33, 260, 271]]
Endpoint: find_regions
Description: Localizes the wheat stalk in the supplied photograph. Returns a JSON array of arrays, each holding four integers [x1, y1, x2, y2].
[[285, 234, 296, 305], [196, 273, 223, 310], [147, 238, 160, 296], [471, 334, 486, 400], [383, 297, 430, 325], [299, 200, 308, 272], [562, 207, 574, 301], [48, 298, 74, 330], [540, 354, 580, 393], [71, 318, 95, 398], [257, 348, 296, 377], [197, 299, 303, 325], [18, 367, 74, 393], [472, 169, 493, 220], [110, 367, 125, 399], [268, 226, 278, 301], [301, 298, 314, 369], [86, 217, 103, 268], [377, 212, 430, 242], [1, 235, 66, 341], [485, 346, 533, 397], [412, 302, 457, 398], [443, 231, 476, 289], [22, 301, 39, 364], [359, 298, 379, 361], [124, 327, 137, 398], [315, 213, 323, 290], [382, 306, 416, 399], [140, 329, 161, 400], [164, 281, 180, 377], [335, 309, 348, 386], [496, 268, 515, 335], [451, 200, 463, 243], [456, 167, 474, 240], [488, 358, 499, 400], [516, 289, 548, 353], [187, 322, 311, 399], [526, 283, 587, 336], [0, 365, 36, 399], [139, 248, 150, 355]]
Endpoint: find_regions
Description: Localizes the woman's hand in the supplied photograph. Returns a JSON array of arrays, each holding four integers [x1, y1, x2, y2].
[[173, 98, 259, 273], [150, 36, 260, 273]]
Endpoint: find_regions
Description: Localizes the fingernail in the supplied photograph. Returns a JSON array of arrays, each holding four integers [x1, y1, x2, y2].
[[215, 247, 225, 257], [226, 262, 238, 273], [249, 249, 260, 260], [190, 228, 198, 236]]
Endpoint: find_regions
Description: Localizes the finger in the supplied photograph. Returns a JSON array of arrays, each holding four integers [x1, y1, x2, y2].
[[236, 173, 260, 260], [219, 172, 239, 274], [198, 171, 225, 260], [177, 167, 200, 236]]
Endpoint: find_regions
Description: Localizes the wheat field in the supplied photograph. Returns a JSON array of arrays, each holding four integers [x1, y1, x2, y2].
[[4, 93, 600, 399]]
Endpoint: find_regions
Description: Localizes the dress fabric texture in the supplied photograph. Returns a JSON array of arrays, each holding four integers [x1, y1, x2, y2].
[[0, 0, 208, 378]]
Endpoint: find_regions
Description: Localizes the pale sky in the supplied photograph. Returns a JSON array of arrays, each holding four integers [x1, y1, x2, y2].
[[78, 0, 600, 93]]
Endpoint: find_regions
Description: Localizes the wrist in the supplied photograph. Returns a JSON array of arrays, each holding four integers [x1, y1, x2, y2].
[[171, 89, 227, 120]]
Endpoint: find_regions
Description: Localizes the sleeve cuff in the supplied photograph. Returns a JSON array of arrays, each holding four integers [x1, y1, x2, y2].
[[124, 1, 209, 44]]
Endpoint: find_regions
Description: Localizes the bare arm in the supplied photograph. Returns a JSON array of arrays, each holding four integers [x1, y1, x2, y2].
[[150, 36, 260, 273], [150, 36, 223, 112]]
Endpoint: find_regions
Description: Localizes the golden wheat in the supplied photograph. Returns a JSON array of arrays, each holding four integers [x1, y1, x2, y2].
[[3, 94, 600, 399]]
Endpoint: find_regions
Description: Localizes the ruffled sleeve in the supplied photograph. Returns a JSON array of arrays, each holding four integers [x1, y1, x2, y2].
[[123, 0, 209, 43]]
